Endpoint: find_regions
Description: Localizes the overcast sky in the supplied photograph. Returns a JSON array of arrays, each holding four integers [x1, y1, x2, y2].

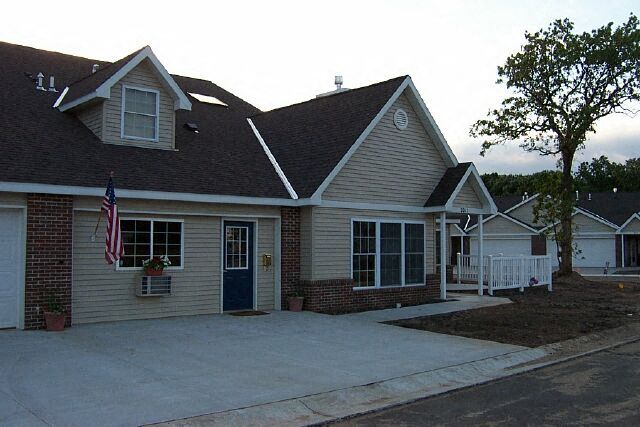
[[2, 0, 638, 174]]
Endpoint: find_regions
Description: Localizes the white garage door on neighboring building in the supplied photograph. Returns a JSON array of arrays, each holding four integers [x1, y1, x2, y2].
[[548, 236, 616, 269], [471, 237, 531, 257], [0, 209, 22, 328]]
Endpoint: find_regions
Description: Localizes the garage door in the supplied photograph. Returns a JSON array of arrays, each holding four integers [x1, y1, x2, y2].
[[471, 238, 531, 257], [0, 209, 22, 328], [547, 237, 615, 268], [574, 237, 616, 268]]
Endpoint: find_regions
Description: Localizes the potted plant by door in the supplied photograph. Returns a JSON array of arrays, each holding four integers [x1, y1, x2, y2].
[[44, 298, 66, 332], [142, 256, 171, 276], [287, 294, 304, 312]]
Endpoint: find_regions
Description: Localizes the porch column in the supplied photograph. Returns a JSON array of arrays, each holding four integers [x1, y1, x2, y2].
[[440, 212, 447, 300], [477, 214, 484, 296], [622, 234, 625, 268]]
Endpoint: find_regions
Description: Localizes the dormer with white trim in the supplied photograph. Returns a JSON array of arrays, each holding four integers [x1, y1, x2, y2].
[[55, 46, 191, 150]]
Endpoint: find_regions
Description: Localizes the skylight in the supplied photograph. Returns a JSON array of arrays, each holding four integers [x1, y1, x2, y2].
[[187, 92, 228, 107]]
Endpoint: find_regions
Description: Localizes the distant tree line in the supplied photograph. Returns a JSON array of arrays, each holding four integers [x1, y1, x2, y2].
[[482, 156, 640, 196]]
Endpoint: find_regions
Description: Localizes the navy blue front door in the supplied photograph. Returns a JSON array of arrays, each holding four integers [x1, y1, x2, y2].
[[223, 221, 254, 311]]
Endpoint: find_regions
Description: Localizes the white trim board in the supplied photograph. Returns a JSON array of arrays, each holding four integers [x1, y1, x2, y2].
[[467, 212, 540, 234], [310, 77, 460, 200], [618, 213, 640, 233], [58, 46, 191, 112], [443, 164, 497, 215], [539, 209, 619, 233], [504, 193, 540, 214], [247, 118, 298, 200]]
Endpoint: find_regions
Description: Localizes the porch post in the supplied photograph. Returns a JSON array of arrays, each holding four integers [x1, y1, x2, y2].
[[622, 234, 625, 268], [478, 214, 484, 296], [440, 211, 447, 300]]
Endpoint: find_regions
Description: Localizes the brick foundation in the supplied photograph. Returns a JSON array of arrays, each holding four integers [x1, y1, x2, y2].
[[24, 194, 73, 329], [280, 206, 300, 310], [299, 275, 440, 314]]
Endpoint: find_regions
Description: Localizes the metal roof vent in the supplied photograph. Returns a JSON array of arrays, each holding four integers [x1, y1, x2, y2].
[[92, 64, 100, 74], [394, 109, 408, 130]]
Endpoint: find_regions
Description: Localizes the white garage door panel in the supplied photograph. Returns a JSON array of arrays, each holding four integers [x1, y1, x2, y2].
[[0, 209, 22, 328], [548, 237, 615, 268], [575, 237, 616, 268], [471, 238, 531, 257]]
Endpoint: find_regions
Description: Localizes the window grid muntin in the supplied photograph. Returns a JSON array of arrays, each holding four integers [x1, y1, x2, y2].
[[122, 86, 159, 141], [352, 221, 377, 287], [119, 219, 183, 269], [225, 226, 249, 270], [352, 219, 425, 288]]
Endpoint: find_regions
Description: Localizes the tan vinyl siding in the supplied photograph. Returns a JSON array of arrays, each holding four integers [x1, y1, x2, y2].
[[300, 206, 313, 280], [323, 93, 447, 206], [72, 211, 220, 324], [452, 180, 483, 209], [0, 192, 26, 206], [508, 201, 539, 227], [75, 103, 103, 139], [621, 216, 640, 233], [573, 212, 616, 233], [257, 218, 275, 310], [469, 215, 534, 235], [311, 207, 434, 281], [74, 197, 281, 218], [103, 59, 175, 149]]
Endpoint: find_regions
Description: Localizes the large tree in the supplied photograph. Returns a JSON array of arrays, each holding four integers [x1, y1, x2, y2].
[[470, 14, 640, 276]]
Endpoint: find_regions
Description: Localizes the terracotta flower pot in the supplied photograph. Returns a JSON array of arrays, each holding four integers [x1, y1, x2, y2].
[[145, 268, 164, 276], [288, 296, 304, 312], [44, 312, 65, 331]]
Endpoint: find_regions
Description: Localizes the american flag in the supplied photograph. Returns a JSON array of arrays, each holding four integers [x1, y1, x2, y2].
[[103, 176, 124, 264]]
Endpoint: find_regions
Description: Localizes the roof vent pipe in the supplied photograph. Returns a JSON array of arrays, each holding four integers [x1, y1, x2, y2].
[[48, 75, 57, 92], [335, 75, 343, 90], [613, 187, 618, 193], [575, 190, 579, 200], [36, 72, 45, 91], [92, 64, 100, 74], [588, 193, 592, 201]]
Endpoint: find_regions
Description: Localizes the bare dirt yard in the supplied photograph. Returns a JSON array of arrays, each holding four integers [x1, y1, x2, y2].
[[387, 274, 640, 347]]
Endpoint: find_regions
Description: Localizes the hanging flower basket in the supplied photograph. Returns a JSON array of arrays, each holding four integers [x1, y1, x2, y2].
[[142, 256, 171, 277]]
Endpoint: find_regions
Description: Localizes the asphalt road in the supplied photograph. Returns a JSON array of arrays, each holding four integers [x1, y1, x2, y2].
[[332, 340, 640, 426]]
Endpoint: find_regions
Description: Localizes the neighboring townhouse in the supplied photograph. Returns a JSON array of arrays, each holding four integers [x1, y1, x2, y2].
[[461, 192, 640, 272], [0, 42, 495, 330]]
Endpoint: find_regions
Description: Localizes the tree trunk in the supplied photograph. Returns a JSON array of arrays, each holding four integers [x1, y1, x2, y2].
[[558, 152, 574, 276]]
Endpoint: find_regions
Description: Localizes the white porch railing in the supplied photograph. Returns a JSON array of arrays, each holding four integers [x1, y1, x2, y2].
[[457, 253, 553, 295]]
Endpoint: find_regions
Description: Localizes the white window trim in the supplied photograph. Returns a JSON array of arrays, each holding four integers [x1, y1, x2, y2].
[[121, 85, 160, 142], [351, 218, 426, 290], [116, 217, 185, 271], [225, 225, 250, 270]]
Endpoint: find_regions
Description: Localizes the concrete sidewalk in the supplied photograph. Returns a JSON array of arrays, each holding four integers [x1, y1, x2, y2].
[[1, 295, 520, 427]]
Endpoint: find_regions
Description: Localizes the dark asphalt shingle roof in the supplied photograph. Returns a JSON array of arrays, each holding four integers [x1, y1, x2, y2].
[[0, 41, 289, 198], [251, 76, 408, 198], [425, 162, 472, 207], [61, 47, 145, 106], [493, 192, 640, 228]]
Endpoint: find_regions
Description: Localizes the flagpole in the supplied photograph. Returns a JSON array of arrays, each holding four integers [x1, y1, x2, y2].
[[92, 171, 114, 241]]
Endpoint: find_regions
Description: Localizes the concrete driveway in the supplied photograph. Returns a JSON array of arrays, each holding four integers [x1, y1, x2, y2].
[[1, 305, 523, 426]]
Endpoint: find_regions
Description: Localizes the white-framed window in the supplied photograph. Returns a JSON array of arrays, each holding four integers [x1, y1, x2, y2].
[[225, 226, 249, 270], [352, 219, 425, 288], [119, 219, 183, 269], [121, 85, 159, 141]]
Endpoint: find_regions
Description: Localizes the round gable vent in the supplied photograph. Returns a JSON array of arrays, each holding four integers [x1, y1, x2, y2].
[[394, 109, 409, 130]]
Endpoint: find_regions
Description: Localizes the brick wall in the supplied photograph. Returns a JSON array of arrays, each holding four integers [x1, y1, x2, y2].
[[280, 206, 300, 310], [298, 274, 440, 314], [24, 194, 73, 329]]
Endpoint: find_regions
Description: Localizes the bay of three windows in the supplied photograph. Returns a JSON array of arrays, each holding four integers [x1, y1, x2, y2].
[[353, 220, 425, 288]]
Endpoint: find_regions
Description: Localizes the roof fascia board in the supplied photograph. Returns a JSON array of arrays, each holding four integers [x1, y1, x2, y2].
[[576, 207, 619, 229], [319, 199, 446, 213], [309, 77, 411, 200], [443, 165, 497, 214], [617, 212, 640, 233], [247, 118, 298, 200], [58, 46, 192, 112], [504, 193, 540, 213], [52, 86, 69, 108], [405, 79, 458, 168], [466, 212, 538, 234], [0, 181, 298, 206]]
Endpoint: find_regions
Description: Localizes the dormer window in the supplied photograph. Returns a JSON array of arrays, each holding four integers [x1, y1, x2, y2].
[[122, 86, 159, 141]]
